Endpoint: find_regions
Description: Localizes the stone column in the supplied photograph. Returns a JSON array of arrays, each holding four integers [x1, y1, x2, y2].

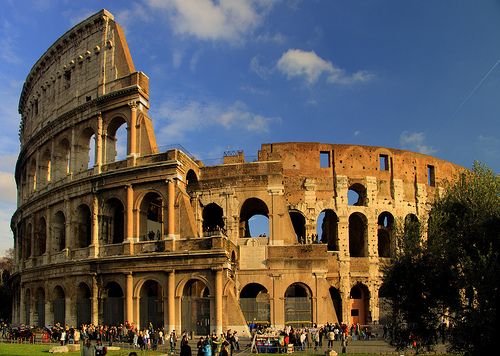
[[167, 179, 175, 239], [167, 271, 175, 332], [45, 281, 53, 326], [128, 102, 137, 158], [19, 284, 25, 325], [126, 273, 133, 324], [90, 194, 99, 257], [270, 273, 283, 329], [91, 275, 99, 325], [124, 184, 134, 254], [64, 199, 71, 254], [215, 269, 223, 335], [95, 112, 103, 174], [45, 208, 51, 264]]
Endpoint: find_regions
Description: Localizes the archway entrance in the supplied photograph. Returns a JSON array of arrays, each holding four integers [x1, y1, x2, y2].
[[76, 283, 91, 326], [35, 288, 45, 327], [284, 283, 312, 327], [317, 210, 339, 250], [103, 282, 124, 326], [53, 286, 65, 325], [240, 283, 270, 325], [181, 280, 210, 335], [329, 287, 342, 323], [350, 284, 370, 325], [140, 280, 164, 329]]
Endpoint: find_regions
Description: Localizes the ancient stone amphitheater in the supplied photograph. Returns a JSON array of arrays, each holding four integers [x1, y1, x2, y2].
[[10, 10, 462, 335]]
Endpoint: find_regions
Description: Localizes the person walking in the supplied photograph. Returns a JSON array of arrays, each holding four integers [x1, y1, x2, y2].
[[341, 333, 348, 354]]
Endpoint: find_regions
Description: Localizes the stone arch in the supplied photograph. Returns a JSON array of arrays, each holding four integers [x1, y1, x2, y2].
[[104, 115, 128, 163], [317, 209, 339, 250], [53, 211, 66, 252], [75, 204, 92, 248], [329, 287, 342, 323], [181, 278, 211, 335], [52, 285, 66, 325], [39, 148, 51, 185], [76, 282, 91, 326], [186, 169, 199, 192], [28, 158, 37, 192], [377, 212, 394, 258], [284, 282, 313, 326], [289, 210, 306, 243], [175, 275, 213, 298], [139, 280, 164, 329], [202, 203, 224, 236], [348, 183, 367, 206], [24, 288, 31, 325], [240, 283, 270, 325], [349, 212, 368, 257], [53, 138, 71, 180], [239, 198, 269, 238], [102, 198, 125, 244], [34, 217, 46, 256], [350, 283, 370, 325], [74, 126, 96, 172], [25, 222, 32, 259], [35, 287, 45, 327], [102, 281, 124, 326], [138, 191, 164, 241]]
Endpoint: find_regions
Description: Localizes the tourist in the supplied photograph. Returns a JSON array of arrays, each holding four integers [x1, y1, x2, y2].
[[180, 339, 193, 356], [81, 338, 93, 356]]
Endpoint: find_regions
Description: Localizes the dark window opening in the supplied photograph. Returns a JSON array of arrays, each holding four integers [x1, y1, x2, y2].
[[348, 183, 367, 206], [427, 165, 435, 186], [351, 309, 359, 316], [379, 154, 389, 171], [320, 151, 330, 168], [86, 96, 92, 102]]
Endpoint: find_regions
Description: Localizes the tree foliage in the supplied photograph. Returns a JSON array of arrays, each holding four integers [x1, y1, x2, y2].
[[0, 248, 13, 322], [382, 162, 500, 355]]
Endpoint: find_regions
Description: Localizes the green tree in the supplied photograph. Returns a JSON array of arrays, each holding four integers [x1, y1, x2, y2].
[[382, 162, 500, 355], [0, 248, 13, 322]]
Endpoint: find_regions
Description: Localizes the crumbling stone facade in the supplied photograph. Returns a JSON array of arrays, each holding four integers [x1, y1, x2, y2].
[[11, 10, 463, 335]]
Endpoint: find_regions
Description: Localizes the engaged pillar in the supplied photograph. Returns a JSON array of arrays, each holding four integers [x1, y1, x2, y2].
[[215, 269, 223, 335], [167, 179, 175, 239], [167, 271, 175, 332], [126, 273, 133, 324]]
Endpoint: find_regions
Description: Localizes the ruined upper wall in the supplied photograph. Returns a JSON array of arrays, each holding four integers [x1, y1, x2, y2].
[[18, 9, 140, 147], [258, 142, 464, 187]]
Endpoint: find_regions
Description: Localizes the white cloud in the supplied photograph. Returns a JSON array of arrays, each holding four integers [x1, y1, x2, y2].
[[277, 49, 373, 85], [147, 0, 273, 42], [0, 171, 16, 205], [250, 56, 272, 79], [254, 32, 286, 44], [155, 99, 280, 143], [400, 131, 437, 155], [172, 49, 184, 69]]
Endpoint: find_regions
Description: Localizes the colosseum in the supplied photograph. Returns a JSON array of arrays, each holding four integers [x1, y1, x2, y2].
[[10, 10, 463, 335]]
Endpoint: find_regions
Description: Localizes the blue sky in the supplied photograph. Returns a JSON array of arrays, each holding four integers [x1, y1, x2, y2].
[[0, 0, 499, 254]]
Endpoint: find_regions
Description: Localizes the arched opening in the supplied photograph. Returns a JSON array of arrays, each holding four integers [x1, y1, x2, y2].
[[35, 287, 45, 327], [39, 149, 51, 185], [54, 139, 71, 180], [349, 213, 368, 257], [35, 217, 46, 256], [28, 159, 37, 192], [186, 170, 199, 193], [317, 209, 339, 250], [102, 198, 125, 244], [53, 286, 65, 325], [378, 212, 394, 258], [74, 127, 95, 172], [24, 289, 31, 325], [25, 223, 32, 260], [53, 211, 66, 252], [76, 283, 91, 326], [405, 214, 421, 235], [140, 280, 164, 329], [348, 183, 367, 206], [350, 283, 370, 325], [75, 205, 92, 248], [202, 203, 224, 236], [181, 279, 210, 335], [240, 283, 270, 325], [329, 287, 342, 323], [284, 283, 312, 327], [139, 192, 164, 241], [378, 284, 390, 325], [103, 282, 124, 326], [240, 198, 269, 238], [289, 210, 306, 243], [105, 117, 127, 163]]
